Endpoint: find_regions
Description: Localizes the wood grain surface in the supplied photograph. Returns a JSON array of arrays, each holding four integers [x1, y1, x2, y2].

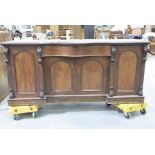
[[15, 52, 36, 93]]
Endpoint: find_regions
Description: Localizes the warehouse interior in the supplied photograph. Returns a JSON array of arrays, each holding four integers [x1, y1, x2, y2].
[[1, 25, 155, 40], [0, 25, 155, 128]]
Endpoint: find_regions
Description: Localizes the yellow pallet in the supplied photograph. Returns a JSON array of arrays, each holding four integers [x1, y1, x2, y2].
[[8, 105, 39, 120], [114, 102, 147, 118]]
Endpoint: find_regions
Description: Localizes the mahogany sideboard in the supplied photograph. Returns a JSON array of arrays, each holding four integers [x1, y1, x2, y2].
[[2, 39, 149, 106]]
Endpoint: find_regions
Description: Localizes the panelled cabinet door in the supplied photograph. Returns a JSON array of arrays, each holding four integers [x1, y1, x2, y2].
[[15, 52, 36, 93], [77, 57, 110, 94], [43, 57, 76, 95], [115, 46, 142, 95], [10, 47, 39, 98]]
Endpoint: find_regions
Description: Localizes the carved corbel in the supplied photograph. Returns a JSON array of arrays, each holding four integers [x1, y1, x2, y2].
[[37, 46, 42, 64], [3, 46, 9, 64], [111, 46, 117, 63], [142, 45, 148, 62]]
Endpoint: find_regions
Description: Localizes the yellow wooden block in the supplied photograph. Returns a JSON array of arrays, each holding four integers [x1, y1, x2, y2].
[[8, 105, 38, 115], [115, 102, 147, 113]]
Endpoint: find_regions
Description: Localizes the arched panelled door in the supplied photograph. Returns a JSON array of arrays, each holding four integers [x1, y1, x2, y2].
[[117, 51, 137, 95], [43, 56, 110, 95], [15, 52, 36, 94]]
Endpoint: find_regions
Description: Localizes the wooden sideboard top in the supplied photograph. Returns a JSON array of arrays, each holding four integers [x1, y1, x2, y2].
[[2, 39, 149, 46]]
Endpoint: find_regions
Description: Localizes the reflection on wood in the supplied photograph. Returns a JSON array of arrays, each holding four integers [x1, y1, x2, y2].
[[82, 60, 102, 91], [118, 51, 137, 91], [51, 61, 72, 91], [15, 52, 36, 93]]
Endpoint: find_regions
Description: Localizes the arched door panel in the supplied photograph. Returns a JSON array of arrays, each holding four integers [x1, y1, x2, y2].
[[117, 51, 137, 94], [15, 52, 36, 94]]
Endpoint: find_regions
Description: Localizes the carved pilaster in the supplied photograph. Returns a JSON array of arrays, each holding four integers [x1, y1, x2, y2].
[[37, 46, 42, 64], [3, 47, 9, 64], [3, 46, 14, 98], [108, 46, 117, 97], [138, 45, 148, 96], [37, 46, 44, 98]]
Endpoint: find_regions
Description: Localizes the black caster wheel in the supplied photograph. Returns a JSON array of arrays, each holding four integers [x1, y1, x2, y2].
[[117, 108, 123, 113], [12, 114, 19, 120], [124, 112, 131, 119], [140, 108, 146, 114], [106, 102, 111, 107], [32, 112, 37, 118]]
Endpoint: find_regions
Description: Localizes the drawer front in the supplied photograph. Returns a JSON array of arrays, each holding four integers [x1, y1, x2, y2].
[[43, 45, 111, 57]]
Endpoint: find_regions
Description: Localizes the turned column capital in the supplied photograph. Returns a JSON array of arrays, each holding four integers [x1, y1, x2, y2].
[[3, 46, 9, 64], [37, 46, 42, 64], [111, 46, 117, 63]]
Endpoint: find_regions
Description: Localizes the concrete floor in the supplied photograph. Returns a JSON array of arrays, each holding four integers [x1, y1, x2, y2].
[[0, 54, 155, 129]]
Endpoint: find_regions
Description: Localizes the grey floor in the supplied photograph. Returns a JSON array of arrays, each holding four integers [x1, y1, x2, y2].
[[0, 54, 155, 129]]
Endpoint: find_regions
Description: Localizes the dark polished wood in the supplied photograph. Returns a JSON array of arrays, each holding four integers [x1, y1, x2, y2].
[[2, 39, 149, 106]]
